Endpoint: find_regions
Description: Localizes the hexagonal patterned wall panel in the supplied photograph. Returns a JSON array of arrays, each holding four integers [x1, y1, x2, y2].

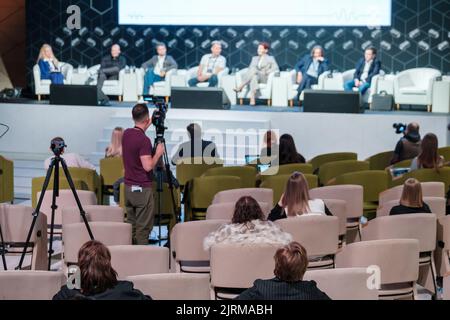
[[26, 0, 450, 87]]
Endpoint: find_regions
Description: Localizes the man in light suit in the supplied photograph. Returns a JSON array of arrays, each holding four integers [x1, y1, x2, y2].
[[344, 47, 381, 95], [188, 41, 226, 87], [234, 42, 279, 106], [141, 42, 178, 95]]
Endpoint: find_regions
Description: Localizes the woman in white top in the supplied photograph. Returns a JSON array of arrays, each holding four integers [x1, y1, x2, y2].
[[268, 172, 333, 221], [204, 196, 292, 250]]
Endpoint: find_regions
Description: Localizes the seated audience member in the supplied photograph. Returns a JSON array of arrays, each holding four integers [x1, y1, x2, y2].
[[269, 172, 333, 222], [53, 241, 150, 300], [37, 44, 64, 84], [237, 242, 331, 300], [97, 44, 127, 106], [390, 178, 432, 215], [105, 127, 124, 158], [260, 130, 279, 159], [410, 133, 444, 171], [44, 137, 96, 170], [171, 123, 219, 165], [344, 47, 381, 95], [295, 45, 329, 100], [141, 42, 178, 95], [203, 196, 292, 250], [234, 42, 279, 106], [390, 123, 421, 165], [279, 134, 305, 165], [188, 41, 226, 88]]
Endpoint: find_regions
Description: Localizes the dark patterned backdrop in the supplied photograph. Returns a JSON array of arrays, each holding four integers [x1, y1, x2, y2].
[[26, 0, 450, 87]]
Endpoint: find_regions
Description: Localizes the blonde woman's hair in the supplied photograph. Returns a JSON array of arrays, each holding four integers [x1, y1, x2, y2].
[[37, 44, 59, 66], [281, 172, 311, 216], [106, 127, 123, 158], [400, 178, 424, 208]]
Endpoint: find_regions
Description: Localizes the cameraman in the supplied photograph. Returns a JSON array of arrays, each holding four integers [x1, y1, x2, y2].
[[122, 104, 164, 245], [390, 122, 421, 165]]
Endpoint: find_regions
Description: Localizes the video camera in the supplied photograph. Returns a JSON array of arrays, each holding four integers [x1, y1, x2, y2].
[[393, 123, 407, 135], [50, 138, 67, 157], [143, 95, 168, 141]]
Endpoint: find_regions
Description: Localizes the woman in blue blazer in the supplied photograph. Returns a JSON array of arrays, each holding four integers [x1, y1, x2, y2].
[[37, 44, 64, 84]]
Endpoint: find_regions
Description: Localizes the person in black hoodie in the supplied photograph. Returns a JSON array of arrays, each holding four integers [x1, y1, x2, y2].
[[53, 240, 150, 300], [237, 242, 331, 300]]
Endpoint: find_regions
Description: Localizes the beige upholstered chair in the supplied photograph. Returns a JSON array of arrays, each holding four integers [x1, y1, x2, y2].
[[275, 216, 339, 269], [435, 216, 450, 278], [378, 182, 445, 207], [109, 245, 169, 279], [304, 268, 378, 300], [377, 197, 446, 218], [322, 199, 347, 238], [0, 271, 65, 300], [210, 243, 279, 299], [62, 205, 124, 228], [212, 188, 273, 205], [127, 273, 211, 300], [170, 220, 228, 273], [336, 239, 420, 300], [206, 202, 272, 220]]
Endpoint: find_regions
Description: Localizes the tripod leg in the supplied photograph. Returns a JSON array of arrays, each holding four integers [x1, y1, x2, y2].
[[17, 159, 55, 270], [60, 158, 95, 240], [47, 159, 59, 271], [162, 144, 181, 223], [0, 224, 8, 270]]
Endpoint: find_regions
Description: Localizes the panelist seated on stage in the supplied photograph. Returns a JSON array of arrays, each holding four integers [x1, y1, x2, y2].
[[44, 137, 96, 171], [234, 42, 279, 106], [171, 123, 220, 165], [96, 44, 126, 106], [37, 44, 64, 84], [344, 47, 381, 95], [141, 42, 178, 95], [188, 41, 226, 88], [295, 45, 330, 100]]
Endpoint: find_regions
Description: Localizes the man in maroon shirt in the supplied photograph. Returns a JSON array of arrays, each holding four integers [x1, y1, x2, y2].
[[122, 104, 164, 245]]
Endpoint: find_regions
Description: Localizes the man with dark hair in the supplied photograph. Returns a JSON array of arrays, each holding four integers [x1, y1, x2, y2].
[[237, 242, 331, 300], [344, 47, 381, 95], [122, 104, 164, 245], [391, 122, 422, 164], [171, 123, 219, 165]]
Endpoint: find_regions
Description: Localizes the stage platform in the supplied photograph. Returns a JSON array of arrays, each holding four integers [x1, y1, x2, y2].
[[1, 100, 449, 199]]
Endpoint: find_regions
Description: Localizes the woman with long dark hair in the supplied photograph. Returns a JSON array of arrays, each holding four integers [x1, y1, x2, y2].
[[410, 133, 444, 171], [279, 134, 305, 165]]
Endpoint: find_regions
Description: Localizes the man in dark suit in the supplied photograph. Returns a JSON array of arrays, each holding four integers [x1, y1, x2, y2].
[[344, 47, 381, 95], [295, 45, 330, 100], [97, 44, 126, 106], [141, 42, 178, 95], [237, 242, 331, 300]]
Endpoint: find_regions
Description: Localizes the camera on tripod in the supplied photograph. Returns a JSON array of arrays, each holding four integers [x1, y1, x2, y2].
[[393, 123, 407, 135], [50, 137, 67, 156], [146, 95, 168, 141]]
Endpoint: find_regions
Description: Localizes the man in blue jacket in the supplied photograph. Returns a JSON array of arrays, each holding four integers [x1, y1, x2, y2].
[[344, 47, 381, 95]]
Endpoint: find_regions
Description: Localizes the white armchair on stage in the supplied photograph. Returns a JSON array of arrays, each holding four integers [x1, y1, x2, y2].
[[33, 62, 73, 100], [277, 70, 327, 106], [393, 68, 441, 112], [236, 68, 276, 105], [185, 67, 229, 87], [136, 68, 177, 101], [88, 64, 125, 101]]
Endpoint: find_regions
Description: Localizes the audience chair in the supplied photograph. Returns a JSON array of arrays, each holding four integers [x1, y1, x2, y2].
[[319, 160, 370, 186], [212, 188, 273, 206], [109, 245, 169, 279], [175, 157, 223, 189], [309, 152, 357, 174], [438, 147, 450, 162], [203, 166, 257, 188], [366, 151, 395, 171], [100, 157, 123, 196], [377, 197, 446, 218], [62, 205, 124, 228], [31, 176, 86, 208], [336, 239, 419, 300], [0, 155, 14, 204], [206, 202, 272, 220], [127, 273, 211, 300], [378, 182, 445, 207], [391, 168, 450, 192], [322, 199, 347, 239], [435, 216, 450, 278]]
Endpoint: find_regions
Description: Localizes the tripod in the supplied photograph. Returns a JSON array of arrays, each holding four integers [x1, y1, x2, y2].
[[0, 223, 7, 270], [154, 135, 180, 246], [17, 155, 94, 270]]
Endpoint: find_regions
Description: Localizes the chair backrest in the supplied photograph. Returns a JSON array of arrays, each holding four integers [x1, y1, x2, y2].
[[100, 157, 124, 186], [206, 202, 272, 220], [332, 171, 390, 203], [0, 271, 66, 300], [274, 163, 314, 175], [109, 245, 169, 279], [170, 220, 228, 272], [366, 151, 395, 171], [310, 152, 357, 172], [362, 214, 437, 253], [38, 190, 97, 226], [212, 188, 273, 205], [397, 68, 441, 89], [392, 159, 412, 168], [275, 216, 339, 257], [438, 147, 450, 162], [310, 185, 364, 219], [63, 222, 132, 265], [190, 176, 241, 209], [392, 168, 450, 195], [127, 273, 211, 300], [260, 174, 318, 206], [304, 268, 378, 300], [61, 205, 124, 227], [31, 176, 86, 208], [203, 166, 257, 188], [319, 160, 370, 186], [210, 244, 278, 290], [342, 69, 356, 83], [377, 196, 446, 218], [379, 182, 445, 206], [322, 199, 347, 237], [0, 155, 14, 203], [176, 157, 223, 187], [335, 239, 419, 285]]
